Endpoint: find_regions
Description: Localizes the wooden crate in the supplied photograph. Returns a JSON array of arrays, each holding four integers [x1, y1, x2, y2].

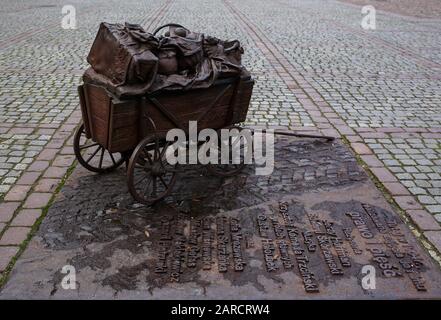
[[230, 77, 254, 124], [78, 76, 254, 153], [79, 84, 140, 152], [142, 79, 236, 136]]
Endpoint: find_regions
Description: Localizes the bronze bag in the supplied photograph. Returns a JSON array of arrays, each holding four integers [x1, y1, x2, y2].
[[87, 22, 159, 87]]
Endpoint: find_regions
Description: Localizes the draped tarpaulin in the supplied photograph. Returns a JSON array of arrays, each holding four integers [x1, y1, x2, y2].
[[84, 22, 248, 99]]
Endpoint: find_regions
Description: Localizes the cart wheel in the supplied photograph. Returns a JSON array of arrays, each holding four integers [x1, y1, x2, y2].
[[73, 123, 125, 173], [206, 126, 248, 177], [127, 135, 177, 205]]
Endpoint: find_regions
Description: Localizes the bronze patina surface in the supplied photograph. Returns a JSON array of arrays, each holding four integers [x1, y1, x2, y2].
[[85, 22, 247, 98], [77, 23, 255, 204], [1, 137, 440, 299]]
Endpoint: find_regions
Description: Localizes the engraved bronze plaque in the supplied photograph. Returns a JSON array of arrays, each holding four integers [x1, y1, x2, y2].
[[1, 138, 440, 299], [135, 191, 441, 299]]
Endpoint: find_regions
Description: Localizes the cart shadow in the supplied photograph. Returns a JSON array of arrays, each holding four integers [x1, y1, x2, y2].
[[40, 137, 367, 250]]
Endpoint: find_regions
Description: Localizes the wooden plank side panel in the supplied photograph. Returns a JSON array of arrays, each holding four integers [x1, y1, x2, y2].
[[84, 84, 111, 148], [142, 102, 176, 136], [82, 78, 253, 153], [78, 85, 92, 138], [231, 78, 254, 124], [145, 83, 236, 136], [107, 99, 140, 152]]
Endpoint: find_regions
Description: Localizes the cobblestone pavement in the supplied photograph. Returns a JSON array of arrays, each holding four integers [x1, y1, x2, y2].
[[0, 0, 172, 277], [220, 0, 441, 245], [1, 0, 441, 286]]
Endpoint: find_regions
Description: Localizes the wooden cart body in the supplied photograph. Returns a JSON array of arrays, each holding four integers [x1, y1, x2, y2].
[[78, 75, 254, 153]]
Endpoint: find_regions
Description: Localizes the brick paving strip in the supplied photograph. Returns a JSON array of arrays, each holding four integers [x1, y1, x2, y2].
[[222, 0, 441, 260], [0, 0, 175, 280], [0, 26, 58, 50], [0, 110, 80, 276]]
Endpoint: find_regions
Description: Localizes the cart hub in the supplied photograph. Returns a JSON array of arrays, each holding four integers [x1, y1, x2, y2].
[[151, 163, 165, 176]]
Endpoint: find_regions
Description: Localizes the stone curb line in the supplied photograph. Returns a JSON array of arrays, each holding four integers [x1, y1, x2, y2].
[[0, 109, 81, 277]]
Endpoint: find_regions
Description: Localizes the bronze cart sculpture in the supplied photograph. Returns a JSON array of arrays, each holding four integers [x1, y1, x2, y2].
[[74, 23, 254, 204], [74, 22, 333, 205]]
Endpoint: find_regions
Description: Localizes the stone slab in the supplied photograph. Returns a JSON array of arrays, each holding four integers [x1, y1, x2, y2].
[[1, 137, 440, 299]]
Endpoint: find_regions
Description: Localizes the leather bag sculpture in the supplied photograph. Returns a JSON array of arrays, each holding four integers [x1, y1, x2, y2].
[[84, 22, 248, 99]]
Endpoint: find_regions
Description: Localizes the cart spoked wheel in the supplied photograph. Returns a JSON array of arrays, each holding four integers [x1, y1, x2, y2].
[[127, 135, 177, 205], [74, 123, 125, 173], [206, 126, 248, 177]]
